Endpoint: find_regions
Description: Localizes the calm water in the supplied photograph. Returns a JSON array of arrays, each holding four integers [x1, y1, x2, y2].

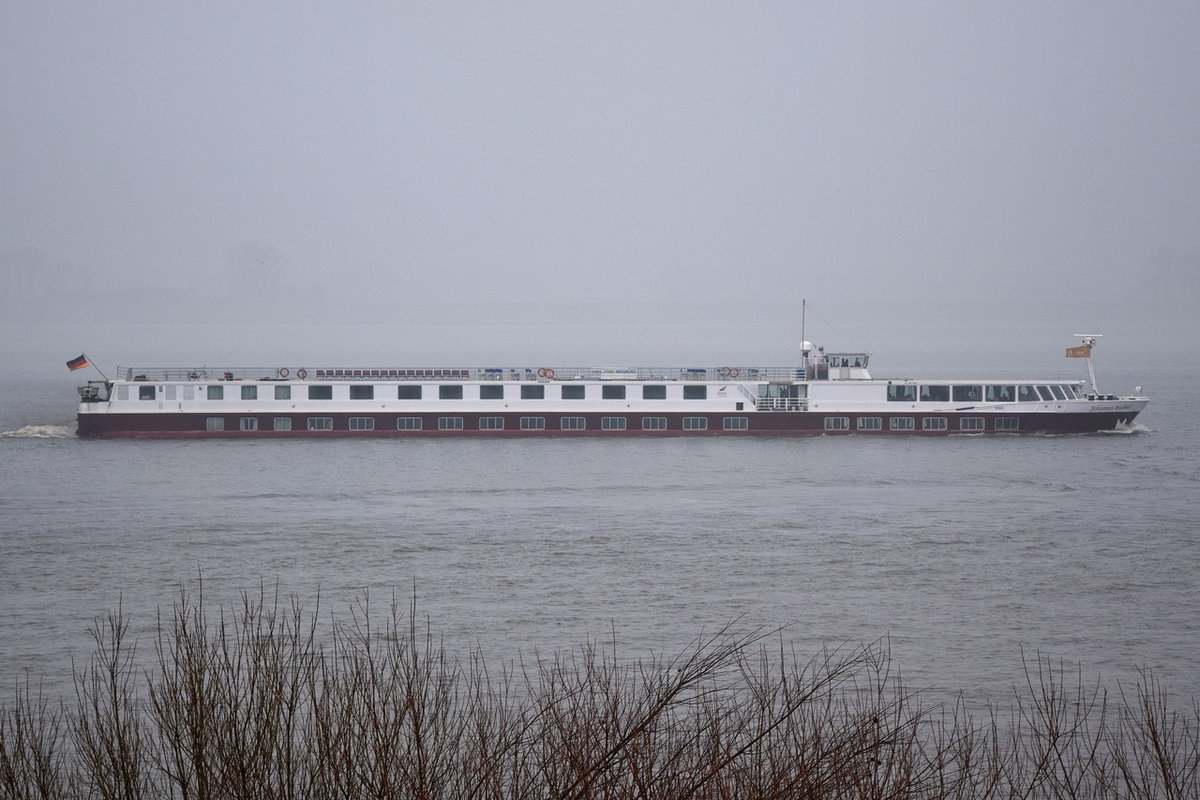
[[1, 325, 1196, 706]]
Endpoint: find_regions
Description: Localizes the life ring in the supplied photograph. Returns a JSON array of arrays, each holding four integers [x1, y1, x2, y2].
[[719, 366, 739, 378], [537, 367, 556, 379], [727, 367, 739, 378], [278, 367, 290, 378], [296, 368, 308, 380]]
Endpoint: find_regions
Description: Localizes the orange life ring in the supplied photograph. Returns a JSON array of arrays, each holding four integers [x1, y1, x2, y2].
[[278, 367, 290, 378], [296, 368, 308, 380], [537, 367, 556, 379]]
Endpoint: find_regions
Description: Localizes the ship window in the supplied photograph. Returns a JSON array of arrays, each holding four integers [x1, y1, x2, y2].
[[350, 385, 374, 400], [723, 417, 749, 430], [241, 385, 258, 401], [165, 385, 176, 400], [240, 417, 258, 431], [1035, 385, 1053, 401], [562, 385, 585, 400], [923, 417, 948, 431], [273, 417, 292, 431], [858, 417, 882, 431], [439, 385, 463, 400], [139, 385, 156, 400], [205, 417, 224, 431], [307, 417, 333, 431], [890, 417, 914, 431], [480, 385, 504, 400], [683, 385, 707, 400], [824, 417, 850, 431], [117, 386, 130, 401], [602, 385, 625, 400], [1063, 385, 1081, 399], [961, 417, 985, 431], [1049, 385, 1067, 401], [641, 416, 667, 430], [985, 385, 1014, 402], [1017, 386, 1039, 402], [479, 416, 504, 430], [887, 384, 916, 402], [349, 417, 374, 430], [952, 385, 981, 403], [642, 385, 666, 400], [560, 416, 586, 430], [601, 416, 627, 430], [919, 385, 949, 402], [208, 386, 224, 401], [396, 417, 422, 430], [520, 416, 546, 430], [996, 417, 1020, 431], [275, 385, 291, 400], [683, 416, 708, 430], [438, 416, 463, 430], [308, 386, 333, 400], [521, 385, 545, 400], [398, 385, 422, 400]]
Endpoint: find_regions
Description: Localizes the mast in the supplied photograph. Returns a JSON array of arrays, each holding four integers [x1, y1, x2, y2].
[[1070, 334, 1102, 395]]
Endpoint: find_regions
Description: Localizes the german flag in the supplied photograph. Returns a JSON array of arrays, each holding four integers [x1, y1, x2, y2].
[[66, 354, 90, 371]]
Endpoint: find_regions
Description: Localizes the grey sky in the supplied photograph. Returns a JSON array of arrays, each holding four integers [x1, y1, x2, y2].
[[3, 2, 1198, 327]]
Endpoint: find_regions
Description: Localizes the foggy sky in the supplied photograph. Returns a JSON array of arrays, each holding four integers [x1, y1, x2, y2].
[[3, 2, 1198, 328]]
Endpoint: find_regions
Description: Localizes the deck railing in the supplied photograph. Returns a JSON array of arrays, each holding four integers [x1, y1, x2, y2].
[[116, 366, 810, 383]]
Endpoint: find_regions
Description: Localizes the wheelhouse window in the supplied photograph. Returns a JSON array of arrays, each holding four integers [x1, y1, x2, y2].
[[858, 417, 882, 431], [275, 385, 291, 400], [396, 417, 423, 430], [923, 417, 948, 431], [824, 417, 850, 431], [240, 417, 258, 431], [438, 417, 463, 430], [919, 385, 949, 402], [723, 417, 749, 430], [890, 417, 915, 431], [641, 417, 667, 430], [307, 417, 333, 431], [683, 386, 707, 400], [273, 417, 292, 431], [562, 385, 585, 400], [560, 416, 586, 430], [308, 386, 332, 400], [601, 416, 627, 430], [682, 417, 707, 430], [1017, 386, 1039, 402], [520, 417, 546, 430], [207, 386, 224, 401], [205, 417, 224, 431], [479, 416, 505, 430], [985, 385, 1014, 402], [996, 417, 1020, 431], [439, 386, 463, 400], [887, 384, 916, 402], [952, 385, 982, 403], [398, 386, 422, 400], [350, 385, 374, 400], [642, 385, 666, 400], [602, 385, 625, 400], [1049, 385, 1067, 401], [139, 385, 156, 400], [479, 385, 504, 400], [960, 417, 985, 432], [521, 385, 545, 400], [349, 417, 375, 431]]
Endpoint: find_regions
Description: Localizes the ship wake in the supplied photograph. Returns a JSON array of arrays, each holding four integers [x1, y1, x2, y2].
[[0, 424, 75, 439]]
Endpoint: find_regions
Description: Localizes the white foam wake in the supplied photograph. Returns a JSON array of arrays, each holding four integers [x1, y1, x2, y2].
[[0, 424, 75, 438]]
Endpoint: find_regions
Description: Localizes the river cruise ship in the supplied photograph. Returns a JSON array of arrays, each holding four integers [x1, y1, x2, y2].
[[74, 337, 1147, 438]]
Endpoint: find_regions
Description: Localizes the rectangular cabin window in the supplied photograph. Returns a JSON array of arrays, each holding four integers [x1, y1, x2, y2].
[[438, 417, 463, 430], [439, 385, 463, 400], [273, 417, 292, 431], [308, 386, 332, 400], [683, 416, 707, 430], [349, 417, 375, 431], [683, 386, 707, 400], [887, 384, 916, 402], [985, 385, 1014, 402], [241, 385, 258, 401], [641, 417, 667, 430], [398, 385, 422, 400], [240, 417, 258, 431], [1049, 385, 1067, 401], [996, 417, 1020, 431], [890, 417, 915, 431], [601, 416, 627, 430], [307, 417, 333, 431], [1017, 386, 1039, 402], [961, 417, 985, 431], [521, 385, 545, 400], [602, 385, 625, 400], [396, 417, 422, 430], [923, 417, 948, 431], [520, 417, 546, 430], [560, 416, 586, 430], [205, 417, 224, 431], [723, 417, 748, 430], [139, 385, 156, 400], [952, 385, 982, 403], [275, 385, 291, 400], [858, 417, 882, 431], [642, 385, 666, 400], [207, 386, 224, 401], [919, 385, 949, 402], [824, 417, 850, 431], [350, 385, 374, 400], [479, 385, 504, 400], [479, 416, 505, 430], [562, 385, 585, 400]]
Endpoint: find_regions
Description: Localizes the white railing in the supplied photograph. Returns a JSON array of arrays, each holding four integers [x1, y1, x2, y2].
[[115, 365, 811, 383]]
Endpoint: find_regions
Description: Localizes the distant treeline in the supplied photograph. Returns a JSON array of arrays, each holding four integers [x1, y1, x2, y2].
[[2, 589, 1197, 799]]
